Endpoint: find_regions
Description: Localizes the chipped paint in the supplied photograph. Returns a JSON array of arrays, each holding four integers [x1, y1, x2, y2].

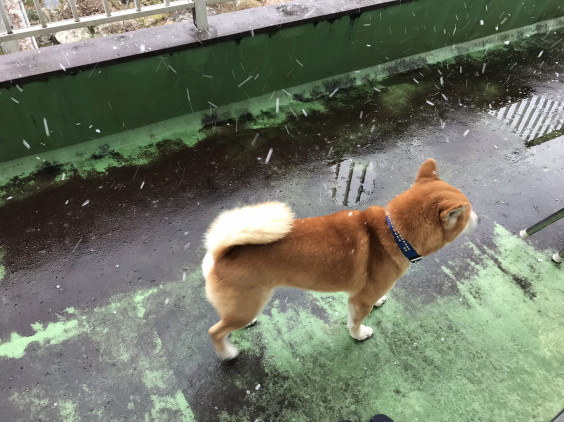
[[2, 279, 198, 420], [0, 320, 83, 359], [149, 391, 195, 422], [1, 210, 563, 420]]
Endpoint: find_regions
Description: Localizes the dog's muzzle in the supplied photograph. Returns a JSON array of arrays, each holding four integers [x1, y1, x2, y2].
[[462, 211, 480, 234]]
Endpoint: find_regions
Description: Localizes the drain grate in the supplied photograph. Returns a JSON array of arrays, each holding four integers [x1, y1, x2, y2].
[[488, 96, 564, 146]]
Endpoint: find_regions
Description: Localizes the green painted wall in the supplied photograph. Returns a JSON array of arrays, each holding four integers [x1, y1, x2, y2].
[[1, 0, 563, 163]]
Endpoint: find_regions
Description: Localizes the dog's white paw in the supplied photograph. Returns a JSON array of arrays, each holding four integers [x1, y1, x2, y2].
[[350, 324, 374, 341], [246, 318, 257, 327], [374, 295, 387, 308], [217, 342, 240, 360]]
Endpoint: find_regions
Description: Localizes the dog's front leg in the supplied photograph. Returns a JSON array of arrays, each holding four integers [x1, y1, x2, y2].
[[374, 295, 387, 307], [347, 297, 374, 340]]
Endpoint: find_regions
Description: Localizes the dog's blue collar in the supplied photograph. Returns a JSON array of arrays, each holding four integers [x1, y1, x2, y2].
[[386, 215, 422, 263]]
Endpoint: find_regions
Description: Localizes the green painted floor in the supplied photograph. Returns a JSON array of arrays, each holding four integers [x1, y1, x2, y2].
[[1, 28, 564, 422], [2, 225, 563, 421]]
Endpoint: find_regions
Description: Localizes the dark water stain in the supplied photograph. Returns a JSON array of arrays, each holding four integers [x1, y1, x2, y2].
[[487, 254, 536, 300], [186, 353, 273, 421], [462, 233, 537, 300]]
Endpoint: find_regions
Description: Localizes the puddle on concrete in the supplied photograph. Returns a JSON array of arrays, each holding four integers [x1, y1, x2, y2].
[[330, 160, 380, 206]]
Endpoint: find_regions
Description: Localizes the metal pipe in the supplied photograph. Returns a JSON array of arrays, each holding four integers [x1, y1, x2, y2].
[[520, 207, 564, 238], [0, 1, 197, 42]]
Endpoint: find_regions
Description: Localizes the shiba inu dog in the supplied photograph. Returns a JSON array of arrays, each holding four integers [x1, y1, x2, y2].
[[203, 159, 479, 359]]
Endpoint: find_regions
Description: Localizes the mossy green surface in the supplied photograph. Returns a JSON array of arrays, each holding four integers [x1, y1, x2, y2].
[[0, 320, 82, 359], [223, 224, 563, 421], [2, 279, 198, 421], [2, 16, 564, 208], [1, 225, 562, 421]]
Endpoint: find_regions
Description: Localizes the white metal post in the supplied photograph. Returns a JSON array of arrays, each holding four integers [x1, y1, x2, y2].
[[31, 0, 47, 28], [193, 0, 207, 31], [0, 0, 14, 34], [0, 0, 19, 53], [102, 0, 112, 17], [68, 0, 80, 22]]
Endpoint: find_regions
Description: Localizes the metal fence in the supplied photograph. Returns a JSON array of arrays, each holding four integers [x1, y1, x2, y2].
[[0, 0, 230, 51]]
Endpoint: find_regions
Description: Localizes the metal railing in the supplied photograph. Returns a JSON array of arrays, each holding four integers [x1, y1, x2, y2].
[[1, 0, 230, 49]]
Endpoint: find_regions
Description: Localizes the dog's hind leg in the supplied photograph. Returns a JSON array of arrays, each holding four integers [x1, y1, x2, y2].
[[347, 295, 375, 340], [208, 318, 249, 360], [207, 285, 272, 360], [246, 318, 258, 327]]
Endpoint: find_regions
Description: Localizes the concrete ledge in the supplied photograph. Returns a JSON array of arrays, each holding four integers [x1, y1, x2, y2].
[[0, 0, 406, 85]]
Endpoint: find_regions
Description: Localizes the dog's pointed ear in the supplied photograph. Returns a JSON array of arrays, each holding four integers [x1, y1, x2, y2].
[[440, 203, 467, 228], [415, 158, 439, 183]]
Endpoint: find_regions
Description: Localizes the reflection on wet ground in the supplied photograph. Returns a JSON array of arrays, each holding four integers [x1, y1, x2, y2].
[[330, 160, 375, 206], [1, 27, 564, 422], [488, 95, 564, 146]]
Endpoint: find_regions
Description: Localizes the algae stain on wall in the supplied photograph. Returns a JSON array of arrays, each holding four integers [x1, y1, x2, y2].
[[224, 224, 563, 422]]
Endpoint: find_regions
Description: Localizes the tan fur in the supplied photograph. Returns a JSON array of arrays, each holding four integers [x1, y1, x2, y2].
[[205, 202, 293, 261], [203, 159, 479, 359]]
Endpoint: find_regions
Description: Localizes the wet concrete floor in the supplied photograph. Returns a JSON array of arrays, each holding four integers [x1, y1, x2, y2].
[[1, 29, 564, 422]]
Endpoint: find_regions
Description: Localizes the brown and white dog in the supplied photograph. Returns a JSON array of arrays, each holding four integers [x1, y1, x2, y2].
[[202, 159, 479, 359]]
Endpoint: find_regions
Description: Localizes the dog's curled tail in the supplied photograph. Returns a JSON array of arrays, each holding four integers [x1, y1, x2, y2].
[[205, 202, 294, 260]]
